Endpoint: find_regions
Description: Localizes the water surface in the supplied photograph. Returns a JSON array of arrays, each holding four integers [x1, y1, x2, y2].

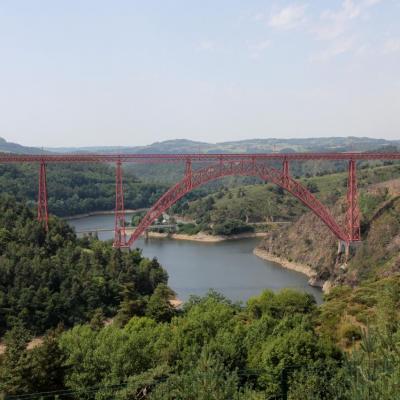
[[68, 214, 323, 303]]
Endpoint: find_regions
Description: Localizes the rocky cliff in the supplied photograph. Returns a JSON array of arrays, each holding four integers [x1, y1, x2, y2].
[[257, 180, 400, 290]]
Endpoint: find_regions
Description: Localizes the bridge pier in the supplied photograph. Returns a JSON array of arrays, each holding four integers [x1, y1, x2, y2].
[[113, 160, 128, 248], [346, 159, 361, 242], [338, 240, 362, 262], [282, 159, 290, 187], [37, 161, 49, 231]]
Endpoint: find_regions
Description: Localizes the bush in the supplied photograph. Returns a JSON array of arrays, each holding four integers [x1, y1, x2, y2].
[[177, 223, 201, 235], [212, 219, 254, 236]]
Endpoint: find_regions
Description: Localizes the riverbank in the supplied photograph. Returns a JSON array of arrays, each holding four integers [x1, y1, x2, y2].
[[253, 247, 315, 278], [127, 230, 267, 243], [253, 248, 330, 293]]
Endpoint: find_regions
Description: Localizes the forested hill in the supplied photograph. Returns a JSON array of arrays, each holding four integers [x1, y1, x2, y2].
[[0, 163, 167, 217], [47, 136, 400, 154], [0, 195, 173, 335]]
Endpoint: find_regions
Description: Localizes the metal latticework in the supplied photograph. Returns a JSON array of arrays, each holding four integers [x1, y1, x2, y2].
[[346, 160, 361, 242], [37, 161, 49, 231], [0, 151, 400, 164], [113, 160, 127, 248], [1, 151, 397, 248], [127, 159, 349, 246]]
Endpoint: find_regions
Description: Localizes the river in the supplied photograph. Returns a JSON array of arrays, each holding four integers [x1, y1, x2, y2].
[[67, 214, 323, 304]]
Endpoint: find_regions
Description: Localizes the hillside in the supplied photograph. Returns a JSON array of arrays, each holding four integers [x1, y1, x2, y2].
[[0, 163, 167, 217], [256, 166, 400, 290], [47, 136, 400, 154], [171, 163, 400, 235], [171, 183, 306, 235], [0, 196, 170, 335], [0, 137, 49, 154]]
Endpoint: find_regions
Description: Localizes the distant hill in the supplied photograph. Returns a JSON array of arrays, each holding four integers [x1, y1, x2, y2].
[[46, 137, 400, 154], [0, 137, 49, 154]]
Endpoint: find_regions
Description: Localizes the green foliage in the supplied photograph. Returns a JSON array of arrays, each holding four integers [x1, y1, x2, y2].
[[0, 163, 167, 217], [3, 160, 400, 398], [0, 196, 169, 334], [3, 287, 400, 399], [347, 197, 400, 280], [176, 222, 201, 235], [340, 326, 400, 399], [146, 284, 176, 322], [212, 219, 254, 236], [150, 351, 250, 400], [319, 277, 400, 345], [181, 184, 306, 232], [306, 181, 319, 193], [247, 289, 316, 320], [0, 325, 65, 396], [50, 290, 343, 399]]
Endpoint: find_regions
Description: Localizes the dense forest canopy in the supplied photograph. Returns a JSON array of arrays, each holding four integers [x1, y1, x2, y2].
[[0, 195, 171, 335], [1, 288, 400, 399]]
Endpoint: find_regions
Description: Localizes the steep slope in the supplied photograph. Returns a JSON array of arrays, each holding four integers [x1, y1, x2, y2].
[[257, 177, 400, 289]]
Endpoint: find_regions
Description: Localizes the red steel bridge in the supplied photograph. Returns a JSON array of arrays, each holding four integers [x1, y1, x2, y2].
[[1, 152, 400, 250]]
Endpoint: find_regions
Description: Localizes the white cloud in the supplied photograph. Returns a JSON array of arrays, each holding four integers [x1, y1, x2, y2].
[[310, 36, 356, 62], [383, 38, 400, 54], [312, 0, 383, 41], [312, 0, 362, 41], [268, 4, 307, 30]]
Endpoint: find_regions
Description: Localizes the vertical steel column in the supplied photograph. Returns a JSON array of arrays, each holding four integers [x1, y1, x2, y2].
[[113, 160, 127, 248], [185, 159, 192, 190], [37, 161, 49, 231], [282, 159, 290, 188], [346, 159, 361, 242]]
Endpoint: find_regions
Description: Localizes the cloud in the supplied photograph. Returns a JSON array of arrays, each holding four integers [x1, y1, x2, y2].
[[312, 0, 382, 41], [310, 36, 356, 62], [312, 0, 361, 40], [268, 4, 307, 30], [383, 38, 400, 54]]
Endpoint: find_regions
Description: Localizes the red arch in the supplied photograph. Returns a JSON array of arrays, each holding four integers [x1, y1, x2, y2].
[[127, 160, 348, 246]]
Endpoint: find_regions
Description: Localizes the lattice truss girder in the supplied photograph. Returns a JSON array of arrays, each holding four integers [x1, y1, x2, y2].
[[127, 159, 355, 246], [33, 156, 361, 247]]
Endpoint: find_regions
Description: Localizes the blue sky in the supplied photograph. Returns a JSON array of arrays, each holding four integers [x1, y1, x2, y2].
[[0, 0, 399, 147]]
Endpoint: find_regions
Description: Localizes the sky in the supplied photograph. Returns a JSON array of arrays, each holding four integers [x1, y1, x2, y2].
[[0, 0, 399, 147]]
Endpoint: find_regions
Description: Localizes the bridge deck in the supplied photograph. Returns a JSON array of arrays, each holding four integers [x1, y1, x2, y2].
[[0, 152, 399, 163]]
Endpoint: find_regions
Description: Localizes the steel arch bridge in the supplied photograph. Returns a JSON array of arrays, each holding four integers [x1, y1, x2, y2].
[[126, 159, 348, 246], [1, 151, 400, 249]]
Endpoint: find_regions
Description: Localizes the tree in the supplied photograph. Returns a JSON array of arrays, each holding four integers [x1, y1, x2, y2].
[[146, 284, 176, 322], [0, 324, 31, 396], [150, 351, 247, 400], [306, 181, 319, 193], [114, 283, 146, 327], [25, 327, 66, 393]]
